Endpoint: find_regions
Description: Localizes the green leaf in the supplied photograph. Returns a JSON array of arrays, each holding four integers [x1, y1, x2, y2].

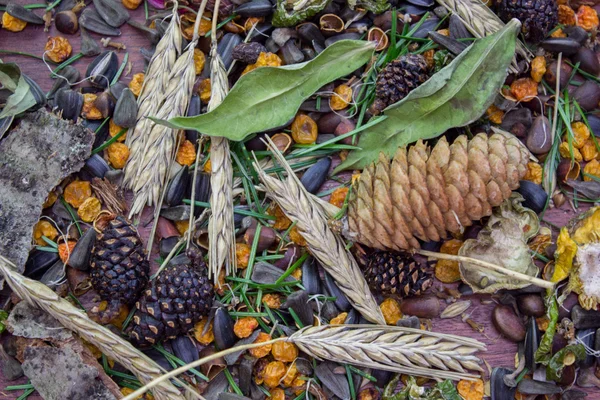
[[546, 344, 585, 381], [0, 63, 36, 119], [428, 381, 460, 400], [272, 0, 331, 27], [158, 40, 375, 141], [535, 292, 559, 365], [335, 19, 520, 172]]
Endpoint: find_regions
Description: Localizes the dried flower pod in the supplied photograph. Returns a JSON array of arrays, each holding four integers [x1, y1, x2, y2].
[[367, 27, 389, 51], [320, 14, 344, 34]]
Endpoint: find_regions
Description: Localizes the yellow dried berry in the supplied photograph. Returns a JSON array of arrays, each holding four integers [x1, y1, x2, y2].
[[435, 239, 464, 283], [289, 226, 307, 246], [330, 84, 352, 111], [523, 162, 543, 185], [329, 187, 349, 208], [268, 204, 292, 230], [291, 376, 307, 395], [58, 240, 77, 263], [577, 5, 599, 31], [530, 56, 546, 83], [106, 142, 130, 169], [282, 362, 298, 387], [584, 159, 600, 181], [536, 316, 550, 331], [2, 12, 26, 32], [186, 15, 212, 37], [236, 243, 251, 269], [550, 28, 567, 38], [457, 379, 484, 400], [291, 114, 318, 144], [64, 180, 92, 208], [193, 48, 206, 75], [379, 298, 402, 325], [242, 52, 283, 75], [111, 304, 130, 329], [120, 387, 154, 399], [330, 312, 348, 325], [109, 119, 126, 142], [558, 5, 576, 25], [249, 332, 272, 358], [269, 388, 285, 400], [234, 317, 259, 338], [262, 293, 282, 309], [244, 16, 264, 31], [77, 197, 102, 223], [203, 159, 212, 173], [81, 93, 103, 120], [122, 0, 142, 9], [291, 268, 302, 280], [44, 36, 72, 63], [422, 49, 435, 69], [571, 122, 591, 149], [559, 141, 583, 162], [198, 78, 212, 104], [436, 28, 450, 36], [263, 361, 286, 388], [33, 220, 59, 246], [271, 340, 298, 362], [486, 104, 504, 124], [175, 220, 189, 235], [581, 139, 599, 161], [129, 73, 144, 97], [193, 319, 215, 345], [176, 140, 196, 166], [43, 190, 58, 209], [510, 78, 538, 102]]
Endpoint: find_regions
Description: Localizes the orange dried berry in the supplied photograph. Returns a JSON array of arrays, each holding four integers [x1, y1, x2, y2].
[[193, 319, 215, 345], [106, 142, 130, 169], [193, 48, 205, 75], [236, 243, 251, 269], [530, 56, 546, 83], [291, 268, 302, 280], [81, 93, 103, 120], [203, 159, 212, 173], [268, 204, 292, 230], [271, 340, 298, 362], [269, 388, 285, 400], [33, 220, 59, 246], [282, 362, 298, 387], [64, 180, 92, 208], [122, 0, 142, 9], [435, 239, 464, 283], [379, 298, 402, 325], [44, 36, 72, 63], [129, 73, 145, 97], [536, 316, 550, 331], [249, 332, 272, 358], [109, 119, 126, 142], [581, 139, 599, 161], [330, 312, 348, 325], [58, 240, 77, 263], [559, 141, 583, 162], [291, 376, 307, 395], [422, 49, 435, 70], [457, 378, 484, 400], [329, 186, 349, 208], [176, 140, 196, 166], [510, 78, 538, 102], [43, 190, 58, 209], [577, 5, 599, 31], [234, 317, 259, 338], [571, 122, 591, 149], [198, 78, 212, 104], [558, 5, 576, 25], [523, 162, 543, 185], [584, 159, 600, 181], [244, 16, 264, 31], [263, 361, 287, 388], [242, 52, 283, 75], [551, 28, 567, 38], [175, 220, 190, 235], [330, 84, 353, 111], [289, 226, 307, 246], [254, 358, 270, 385], [77, 197, 102, 222], [262, 293, 282, 309], [2, 12, 27, 32], [486, 104, 504, 124], [291, 114, 318, 144]]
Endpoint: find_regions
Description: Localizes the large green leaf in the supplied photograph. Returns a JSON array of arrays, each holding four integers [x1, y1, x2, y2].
[[158, 40, 375, 141], [0, 62, 36, 119], [336, 19, 520, 172]]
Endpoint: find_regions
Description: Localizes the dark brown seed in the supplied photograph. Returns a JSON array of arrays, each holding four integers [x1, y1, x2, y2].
[[524, 317, 539, 372], [540, 38, 581, 56], [516, 180, 547, 214], [214, 307, 236, 350], [273, 244, 301, 270], [572, 80, 600, 111], [544, 61, 572, 90], [243, 226, 277, 252], [55, 10, 78, 34], [165, 165, 189, 206], [300, 157, 331, 194], [282, 290, 313, 327], [492, 304, 526, 342], [573, 47, 600, 75], [556, 159, 580, 183], [572, 305, 600, 329], [400, 295, 440, 318], [93, 91, 116, 119], [526, 115, 552, 155], [516, 294, 545, 317], [301, 256, 321, 295], [318, 112, 343, 134], [251, 262, 294, 285]]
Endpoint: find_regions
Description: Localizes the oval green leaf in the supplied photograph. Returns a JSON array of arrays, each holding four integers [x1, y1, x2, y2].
[[155, 40, 375, 141]]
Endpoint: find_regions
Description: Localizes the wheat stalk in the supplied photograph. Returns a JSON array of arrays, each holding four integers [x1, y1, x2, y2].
[[0, 255, 184, 400], [253, 137, 385, 325], [122, 325, 485, 399], [124, 4, 182, 188]]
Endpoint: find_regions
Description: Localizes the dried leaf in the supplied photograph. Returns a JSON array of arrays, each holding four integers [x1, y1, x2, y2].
[[546, 344, 585, 382], [459, 194, 540, 293], [0, 62, 36, 119], [551, 228, 576, 283], [158, 40, 375, 140], [535, 294, 558, 365], [336, 19, 520, 172], [273, 0, 330, 27], [567, 179, 600, 200], [350, 0, 389, 13]]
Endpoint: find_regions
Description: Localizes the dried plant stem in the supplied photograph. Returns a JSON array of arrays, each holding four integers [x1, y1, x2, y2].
[[0, 255, 183, 400], [254, 138, 385, 325], [543, 52, 562, 195], [416, 249, 555, 289]]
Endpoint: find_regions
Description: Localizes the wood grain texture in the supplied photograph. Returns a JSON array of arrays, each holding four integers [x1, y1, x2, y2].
[[1, 2, 599, 398]]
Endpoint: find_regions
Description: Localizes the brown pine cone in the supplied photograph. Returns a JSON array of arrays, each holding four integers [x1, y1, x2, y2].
[[347, 133, 529, 251]]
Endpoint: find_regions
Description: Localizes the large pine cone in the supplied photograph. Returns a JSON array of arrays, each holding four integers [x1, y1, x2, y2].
[[496, 0, 558, 43], [347, 133, 529, 251]]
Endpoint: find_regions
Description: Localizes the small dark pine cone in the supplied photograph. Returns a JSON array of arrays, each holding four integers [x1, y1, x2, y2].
[[363, 252, 433, 298], [496, 0, 558, 43], [90, 216, 149, 310], [232, 42, 267, 64], [370, 54, 429, 115], [128, 258, 214, 347]]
